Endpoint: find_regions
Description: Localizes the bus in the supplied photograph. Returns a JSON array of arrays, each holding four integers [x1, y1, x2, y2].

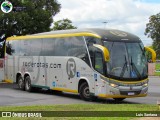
[[4, 28, 156, 101]]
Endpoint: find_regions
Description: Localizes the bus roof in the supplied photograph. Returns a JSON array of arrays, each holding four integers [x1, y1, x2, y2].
[[7, 28, 141, 42]]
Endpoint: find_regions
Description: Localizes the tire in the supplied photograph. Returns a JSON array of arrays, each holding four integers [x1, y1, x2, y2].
[[17, 76, 25, 90], [52, 90, 62, 95], [25, 76, 32, 92], [114, 98, 125, 102], [79, 82, 91, 101]]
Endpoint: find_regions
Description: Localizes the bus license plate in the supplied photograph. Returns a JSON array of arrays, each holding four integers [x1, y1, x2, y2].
[[128, 92, 135, 95]]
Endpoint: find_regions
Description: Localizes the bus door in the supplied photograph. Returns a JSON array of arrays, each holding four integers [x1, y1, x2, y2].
[[88, 44, 110, 95]]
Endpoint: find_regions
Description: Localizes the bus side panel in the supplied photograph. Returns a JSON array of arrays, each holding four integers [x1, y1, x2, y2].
[[5, 55, 14, 82], [17, 56, 48, 87], [49, 57, 96, 94], [47, 57, 64, 91]]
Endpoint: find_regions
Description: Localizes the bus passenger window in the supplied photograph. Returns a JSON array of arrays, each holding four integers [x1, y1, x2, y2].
[[42, 38, 55, 56], [54, 38, 68, 56], [20, 40, 31, 56], [30, 39, 42, 56], [6, 41, 15, 55]]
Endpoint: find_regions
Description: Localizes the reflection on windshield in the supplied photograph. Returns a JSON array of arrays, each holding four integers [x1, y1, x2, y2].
[[127, 43, 147, 78], [104, 41, 147, 81]]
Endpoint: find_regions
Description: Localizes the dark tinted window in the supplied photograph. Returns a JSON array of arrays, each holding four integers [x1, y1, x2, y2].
[[95, 51, 104, 74], [20, 40, 31, 56], [6, 41, 14, 55], [0, 41, 5, 58], [29, 39, 42, 56], [85, 37, 102, 46], [41, 37, 90, 65], [41, 37, 88, 58], [103, 41, 113, 51], [12, 40, 23, 55], [54, 38, 68, 56], [41, 38, 55, 56], [67, 37, 86, 58], [6, 37, 89, 65]]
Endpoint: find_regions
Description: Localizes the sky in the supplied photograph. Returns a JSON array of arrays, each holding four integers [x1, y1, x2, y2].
[[54, 0, 160, 46]]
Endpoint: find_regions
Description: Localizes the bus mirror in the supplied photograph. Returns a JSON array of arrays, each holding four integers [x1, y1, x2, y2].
[[93, 44, 110, 62], [144, 47, 156, 63]]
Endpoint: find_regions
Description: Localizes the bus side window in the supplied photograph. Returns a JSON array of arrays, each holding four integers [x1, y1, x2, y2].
[[30, 39, 42, 56], [67, 37, 90, 65], [94, 51, 104, 74], [54, 38, 68, 56], [20, 40, 31, 56], [6, 41, 14, 55], [41, 38, 55, 56], [85, 37, 102, 45]]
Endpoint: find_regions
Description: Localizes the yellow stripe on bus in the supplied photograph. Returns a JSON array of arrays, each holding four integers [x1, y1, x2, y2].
[[6, 32, 101, 41], [109, 78, 148, 84], [93, 44, 110, 61], [3, 79, 13, 83], [101, 75, 148, 84], [98, 93, 147, 98], [52, 87, 78, 93]]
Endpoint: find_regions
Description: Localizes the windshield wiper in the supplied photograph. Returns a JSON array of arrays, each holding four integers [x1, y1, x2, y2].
[[139, 44, 146, 57], [130, 56, 141, 79], [120, 55, 128, 78]]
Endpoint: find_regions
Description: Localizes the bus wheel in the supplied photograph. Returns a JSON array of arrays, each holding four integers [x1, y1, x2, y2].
[[79, 82, 91, 101], [17, 76, 25, 90], [25, 76, 32, 92], [114, 98, 125, 102]]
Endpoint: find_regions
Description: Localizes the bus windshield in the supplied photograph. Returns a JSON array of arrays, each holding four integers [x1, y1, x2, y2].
[[104, 41, 147, 81]]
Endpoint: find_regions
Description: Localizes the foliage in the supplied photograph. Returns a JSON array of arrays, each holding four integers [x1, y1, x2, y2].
[[52, 18, 77, 30], [145, 13, 160, 59], [155, 63, 160, 76], [0, 0, 61, 37], [0, 0, 61, 58]]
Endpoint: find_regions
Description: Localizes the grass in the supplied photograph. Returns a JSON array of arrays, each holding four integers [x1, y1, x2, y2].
[[0, 104, 159, 111], [0, 104, 159, 120], [155, 63, 160, 76]]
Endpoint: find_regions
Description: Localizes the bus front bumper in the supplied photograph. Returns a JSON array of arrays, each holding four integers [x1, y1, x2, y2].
[[98, 93, 147, 98], [98, 85, 148, 98]]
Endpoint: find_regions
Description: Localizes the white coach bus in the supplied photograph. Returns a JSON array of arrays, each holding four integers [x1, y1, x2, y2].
[[4, 28, 156, 101]]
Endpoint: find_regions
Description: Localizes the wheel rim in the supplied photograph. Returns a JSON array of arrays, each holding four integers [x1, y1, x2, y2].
[[83, 86, 90, 98], [18, 78, 23, 88], [25, 80, 30, 90]]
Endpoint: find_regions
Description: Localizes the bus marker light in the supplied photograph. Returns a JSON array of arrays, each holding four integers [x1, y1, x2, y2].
[[110, 83, 118, 88], [144, 83, 148, 87]]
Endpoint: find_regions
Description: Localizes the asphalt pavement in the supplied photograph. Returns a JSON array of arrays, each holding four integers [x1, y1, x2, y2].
[[0, 77, 159, 106]]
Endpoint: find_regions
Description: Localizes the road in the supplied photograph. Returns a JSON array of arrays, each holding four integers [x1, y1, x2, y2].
[[0, 77, 159, 106]]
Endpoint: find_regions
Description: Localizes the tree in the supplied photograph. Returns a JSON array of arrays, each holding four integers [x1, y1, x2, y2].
[[52, 18, 77, 30], [145, 13, 160, 59], [0, 0, 61, 37], [0, 0, 61, 58]]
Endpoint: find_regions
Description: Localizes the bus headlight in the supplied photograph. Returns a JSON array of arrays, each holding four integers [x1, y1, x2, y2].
[[110, 83, 118, 88], [143, 83, 148, 87]]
